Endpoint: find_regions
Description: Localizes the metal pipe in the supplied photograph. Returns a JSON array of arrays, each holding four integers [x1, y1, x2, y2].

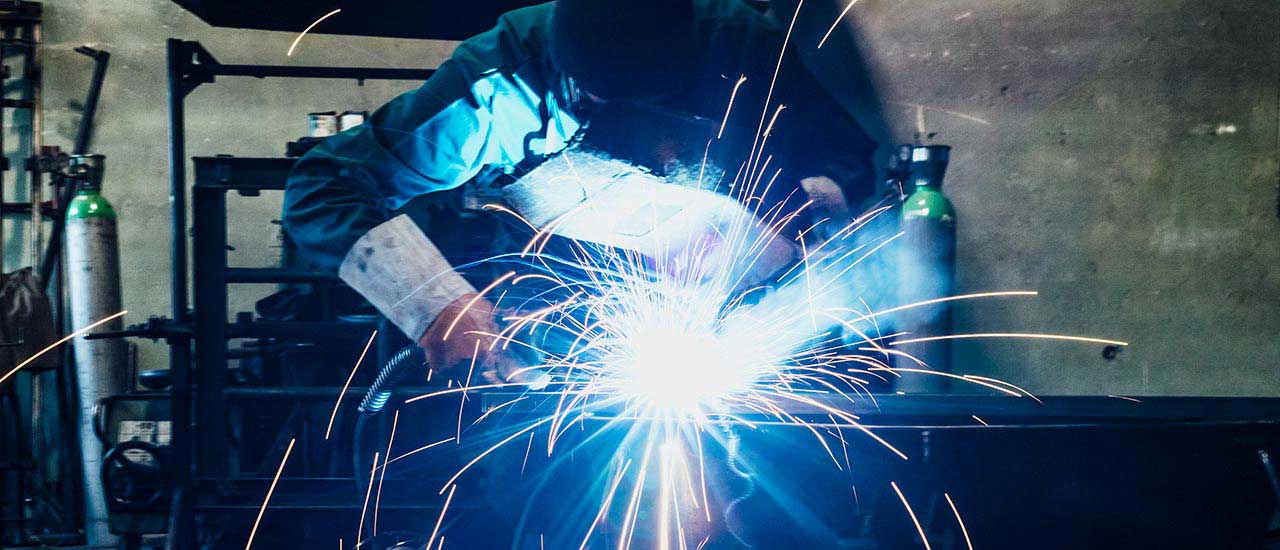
[[167, 39, 189, 331], [190, 185, 227, 477], [164, 38, 195, 550], [37, 175, 71, 290], [209, 63, 432, 81], [72, 46, 108, 154], [27, 16, 40, 271], [0, 39, 6, 272], [225, 320, 379, 339], [225, 267, 339, 284], [39, 46, 109, 291]]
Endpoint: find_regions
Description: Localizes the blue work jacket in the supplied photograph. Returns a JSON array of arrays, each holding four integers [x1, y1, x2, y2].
[[284, 0, 876, 276]]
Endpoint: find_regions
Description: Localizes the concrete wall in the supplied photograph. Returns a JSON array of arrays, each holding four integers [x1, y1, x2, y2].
[[12, 0, 1278, 396], [797, 0, 1280, 395]]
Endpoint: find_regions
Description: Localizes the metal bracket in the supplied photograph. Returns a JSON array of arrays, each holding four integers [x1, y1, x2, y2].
[[169, 40, 218, 100], [84, 316, 192, 344]]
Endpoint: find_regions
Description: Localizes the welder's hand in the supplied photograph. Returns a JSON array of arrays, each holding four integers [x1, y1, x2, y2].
[[419, 293, 529, 385], [708, 230, 799, 299], [722, 175, 845, 294]]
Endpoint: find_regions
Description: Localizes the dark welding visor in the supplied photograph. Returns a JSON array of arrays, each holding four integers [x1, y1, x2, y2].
[[549, 0, 698, 102]]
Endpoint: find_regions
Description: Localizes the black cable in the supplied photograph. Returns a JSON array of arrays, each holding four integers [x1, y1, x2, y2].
[[358, 346, 421, 416], [352, 345, 423, 497], [722, 427, 756, 548]]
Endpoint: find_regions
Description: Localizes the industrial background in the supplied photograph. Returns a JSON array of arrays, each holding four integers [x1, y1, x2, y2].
[[1, 0, 1278, 548], [3, 0, 1272, 396]]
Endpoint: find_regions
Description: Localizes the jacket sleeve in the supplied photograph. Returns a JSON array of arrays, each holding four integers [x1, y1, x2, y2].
[[283, 5, 570, 339], [777, 66, 878, 205], [701, 3, 878, 206]]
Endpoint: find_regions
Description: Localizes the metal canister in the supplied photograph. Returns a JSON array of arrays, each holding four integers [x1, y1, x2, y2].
[[65, 154, 129, 545], [895, 145, 956, 393], [308, 111, 339, 138], [338, 110, 368, 131]]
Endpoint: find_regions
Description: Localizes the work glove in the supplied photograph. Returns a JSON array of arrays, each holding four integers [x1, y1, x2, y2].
[[418, 292, 530, 385], [727, 231, 800, 295], [658, 220, 799, 300], [723, 175, 852, 293], [692, 176, 849, 302]]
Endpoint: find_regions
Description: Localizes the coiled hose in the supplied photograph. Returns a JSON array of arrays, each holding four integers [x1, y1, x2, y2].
[[722, 427, 756, 548], [359, 345, 421, 416], [353, 345, 423, 496]]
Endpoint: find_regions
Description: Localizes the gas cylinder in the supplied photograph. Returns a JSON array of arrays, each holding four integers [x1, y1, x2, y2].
[[895, 145, 956, 393], [64, 154, 128, 545]]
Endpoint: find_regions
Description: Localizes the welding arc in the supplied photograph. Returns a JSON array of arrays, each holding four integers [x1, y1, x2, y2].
[[1, 310, 127, 386]]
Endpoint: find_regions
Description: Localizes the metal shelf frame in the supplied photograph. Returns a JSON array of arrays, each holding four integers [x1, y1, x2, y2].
[[163, 39, 432, 550]]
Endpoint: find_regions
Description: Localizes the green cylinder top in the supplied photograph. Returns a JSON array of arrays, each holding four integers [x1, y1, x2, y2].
[[66, 188, 117, 220], [902, 186, 955, 223]]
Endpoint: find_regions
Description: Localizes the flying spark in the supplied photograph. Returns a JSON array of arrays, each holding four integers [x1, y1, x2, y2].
[[426, 484, 457, 550], [373, 411, 399, 534], [1, 310, 127, 386], [333, 3, 1127, 545], [946, 492, 974, 550], [818, 0, 860, 49], [356, 452, 378, 547], [287, 8, 342, 57], [891, 481, 931, 550], [326, 330, 377, 439], [246, 438, 295, 550]]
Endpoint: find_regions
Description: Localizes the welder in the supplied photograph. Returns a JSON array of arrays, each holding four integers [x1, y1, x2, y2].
[[283, 0, 877, 383]]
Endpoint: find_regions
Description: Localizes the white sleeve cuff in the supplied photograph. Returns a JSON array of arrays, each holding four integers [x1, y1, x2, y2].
[[338, 214, 478, 340]]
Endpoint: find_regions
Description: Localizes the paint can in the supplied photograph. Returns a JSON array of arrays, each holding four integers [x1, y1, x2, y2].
[[308, 111, 339, 137], [338, 110, 368, 131]]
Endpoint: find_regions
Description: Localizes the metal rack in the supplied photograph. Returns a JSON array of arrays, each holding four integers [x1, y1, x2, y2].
[[150, 39, 433, 549], [0, 0, 40, 269], [0, 0, 116, 542], [0, 2, 63, 546]]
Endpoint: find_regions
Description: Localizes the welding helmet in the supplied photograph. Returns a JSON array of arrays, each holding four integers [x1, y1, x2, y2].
[[549, 0, 698, 102]]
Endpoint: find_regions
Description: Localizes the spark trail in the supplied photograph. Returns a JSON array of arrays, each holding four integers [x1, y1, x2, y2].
[[393, 150, 1125, 547], [359, 3, 1127, 547], [1, 310, 127, 386]]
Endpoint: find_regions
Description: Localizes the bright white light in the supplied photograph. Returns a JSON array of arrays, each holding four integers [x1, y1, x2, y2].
[[499, 151, 825, 416], [618, 325, 756, 414], [588, 276, 780, 417]]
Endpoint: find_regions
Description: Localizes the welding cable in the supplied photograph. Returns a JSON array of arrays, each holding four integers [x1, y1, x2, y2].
[[721, 427, 757, 548], [359, 345, 423, 416], [353, 345, 424, 496]]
